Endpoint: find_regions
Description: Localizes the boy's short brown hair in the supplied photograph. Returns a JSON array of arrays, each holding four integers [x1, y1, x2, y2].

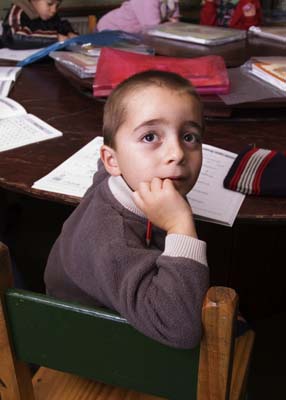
[[102, 70, 203, 149]]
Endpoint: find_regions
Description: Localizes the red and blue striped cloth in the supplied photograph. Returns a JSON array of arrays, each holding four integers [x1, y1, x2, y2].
[[224, 145, 286, 196]]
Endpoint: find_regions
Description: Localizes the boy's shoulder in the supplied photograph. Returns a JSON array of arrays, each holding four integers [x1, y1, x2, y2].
[[12, 1, 39, 19]]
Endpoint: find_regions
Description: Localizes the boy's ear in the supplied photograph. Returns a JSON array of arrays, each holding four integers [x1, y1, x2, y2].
[[100, 145, 121, 176]]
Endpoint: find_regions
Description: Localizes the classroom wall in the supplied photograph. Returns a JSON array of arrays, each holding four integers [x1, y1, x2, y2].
[[0, 1, 199, 19]]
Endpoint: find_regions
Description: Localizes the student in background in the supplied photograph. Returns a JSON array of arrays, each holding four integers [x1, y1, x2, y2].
[[2, 0, 77, 49], [45, 70, 209, 349], [200, 0, 262, 30], [97, 0, 180, 34]]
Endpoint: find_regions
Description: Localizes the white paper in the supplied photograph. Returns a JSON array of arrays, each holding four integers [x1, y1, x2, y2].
[[0, 80, 13, 97], [32, 139, 245, 226], [187, 144, 245, 226], [0, 113, 62, 152], [0, 66, 22, 81], [0, 97, 26, 118], [0, 48, 44, 61], [32, 137, 102, 197]]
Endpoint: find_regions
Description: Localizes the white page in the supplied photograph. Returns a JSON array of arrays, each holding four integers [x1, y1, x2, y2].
[[0, 96, 26, 118], [0, 80, 13, 97], [0, 113, 62, 152], [33, 139, 245, 226], [0, 66, 22, 81], [0, 48, 44, 61], [32, 137, 102, 197], [187, 144, 245, 226]]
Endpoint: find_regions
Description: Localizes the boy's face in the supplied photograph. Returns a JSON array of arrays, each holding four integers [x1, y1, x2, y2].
[[101, 86, 203, 196], [31, 0, 60, 20]]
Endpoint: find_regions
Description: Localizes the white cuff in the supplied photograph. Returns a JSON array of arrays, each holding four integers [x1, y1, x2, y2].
[[162, 234, 208, 267]]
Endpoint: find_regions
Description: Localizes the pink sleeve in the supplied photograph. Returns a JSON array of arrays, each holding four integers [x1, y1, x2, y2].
[[131, 0, 162, 27]]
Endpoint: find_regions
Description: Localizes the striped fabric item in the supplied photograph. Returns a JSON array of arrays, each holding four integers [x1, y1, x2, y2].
[[224, 145, 286, 196]]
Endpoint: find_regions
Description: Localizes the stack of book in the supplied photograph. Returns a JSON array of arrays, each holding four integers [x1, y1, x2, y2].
[[146, 22, 246, 46], [250, 57, 286, 91], [49, 51, 98, 79], [50, 42, 154, 79], [249, 26, 286, 43]]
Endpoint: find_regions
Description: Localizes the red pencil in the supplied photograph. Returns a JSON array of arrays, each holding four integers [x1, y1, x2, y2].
[[146, 220, 152, 247]]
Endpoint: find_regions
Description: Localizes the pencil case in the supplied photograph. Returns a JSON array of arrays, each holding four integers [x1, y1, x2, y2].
[[93, 47, 230, 97], [223, 145, 286, 196]]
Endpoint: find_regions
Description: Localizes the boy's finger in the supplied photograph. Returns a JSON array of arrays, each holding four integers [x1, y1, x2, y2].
[[150, 177, 163, 191], [162, 178, 175, 190], [137, 181, 151, 194]]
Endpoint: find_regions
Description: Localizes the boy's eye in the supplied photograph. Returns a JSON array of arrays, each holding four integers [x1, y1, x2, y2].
[[183, 132, 201, 144], [143, 133, 157, 143]]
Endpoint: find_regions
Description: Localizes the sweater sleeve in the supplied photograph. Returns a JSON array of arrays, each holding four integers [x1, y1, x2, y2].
[[105, 235, 209, 349], [200, 1, 218, 26], [46, 182, 209, 349], [131, 0, 162, 27]]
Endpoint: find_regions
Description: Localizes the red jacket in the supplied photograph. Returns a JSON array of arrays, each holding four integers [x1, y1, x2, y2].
[[200, 0, 262, 30]]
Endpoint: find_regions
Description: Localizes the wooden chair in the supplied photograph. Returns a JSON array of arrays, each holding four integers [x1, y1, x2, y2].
[[88, 15, 97, 32], [0, 242, 254, 400]]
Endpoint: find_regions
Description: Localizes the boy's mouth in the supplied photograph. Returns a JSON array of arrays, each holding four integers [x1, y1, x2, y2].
[[165, 176, 186, 181]]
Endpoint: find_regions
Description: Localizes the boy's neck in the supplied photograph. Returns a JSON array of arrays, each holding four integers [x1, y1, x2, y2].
[[108, 175, 146, 219]]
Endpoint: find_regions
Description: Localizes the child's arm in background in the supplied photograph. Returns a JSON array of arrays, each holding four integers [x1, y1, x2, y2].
[[132, 0, 180, 28], [200, 0, 218, 26], [229, 0, 262, 29]]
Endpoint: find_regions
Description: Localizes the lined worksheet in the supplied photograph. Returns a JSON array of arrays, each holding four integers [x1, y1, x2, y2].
[[32, 138, 245, 226], [32, 137, 102, 197], [188, 144, 245, 226]]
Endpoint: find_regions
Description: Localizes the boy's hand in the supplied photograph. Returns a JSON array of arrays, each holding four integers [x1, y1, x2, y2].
[[57, 33, 68, 42], [133, 177, 197, 238], [68, 32, 78, 38]]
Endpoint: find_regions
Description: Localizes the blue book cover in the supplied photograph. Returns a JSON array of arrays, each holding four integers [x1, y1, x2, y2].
[[17, 31, 142, 67]]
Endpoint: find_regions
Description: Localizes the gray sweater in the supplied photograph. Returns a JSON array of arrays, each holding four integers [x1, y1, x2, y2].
[[45, 164, 209, 348]]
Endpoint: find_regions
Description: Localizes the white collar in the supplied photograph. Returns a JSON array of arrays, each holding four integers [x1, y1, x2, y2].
[[108, 175, 146, 219]]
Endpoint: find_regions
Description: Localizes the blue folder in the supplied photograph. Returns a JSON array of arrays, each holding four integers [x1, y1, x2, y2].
[[17, 31, 141, 67]]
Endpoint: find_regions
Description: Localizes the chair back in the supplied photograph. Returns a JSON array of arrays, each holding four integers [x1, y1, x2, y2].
[[0, 241, 249, 400], [5, 289, 200, 399]]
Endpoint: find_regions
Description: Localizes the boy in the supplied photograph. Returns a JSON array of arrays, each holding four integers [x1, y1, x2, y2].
[[2, 0, 77, 49], [45, 70, 209, 349]]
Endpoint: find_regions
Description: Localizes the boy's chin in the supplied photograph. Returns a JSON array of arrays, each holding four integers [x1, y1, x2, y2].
[[174, 183, 194, 197]]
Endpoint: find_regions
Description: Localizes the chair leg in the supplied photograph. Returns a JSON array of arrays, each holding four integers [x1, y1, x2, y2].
[[230, 330, 255, 400]]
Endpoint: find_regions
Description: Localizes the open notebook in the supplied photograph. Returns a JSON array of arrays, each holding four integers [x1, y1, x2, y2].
[[0, 97, 62, 152], [32, 137, 245, 226], [0, 66, 22, 97]]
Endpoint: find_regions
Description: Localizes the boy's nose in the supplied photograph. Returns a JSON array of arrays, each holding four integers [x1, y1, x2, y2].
[[164, 140, 185, 164]]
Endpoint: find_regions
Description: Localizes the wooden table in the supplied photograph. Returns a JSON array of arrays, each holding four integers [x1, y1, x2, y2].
[[1, 59, 285, 319], [1, 62, 285, 222]]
